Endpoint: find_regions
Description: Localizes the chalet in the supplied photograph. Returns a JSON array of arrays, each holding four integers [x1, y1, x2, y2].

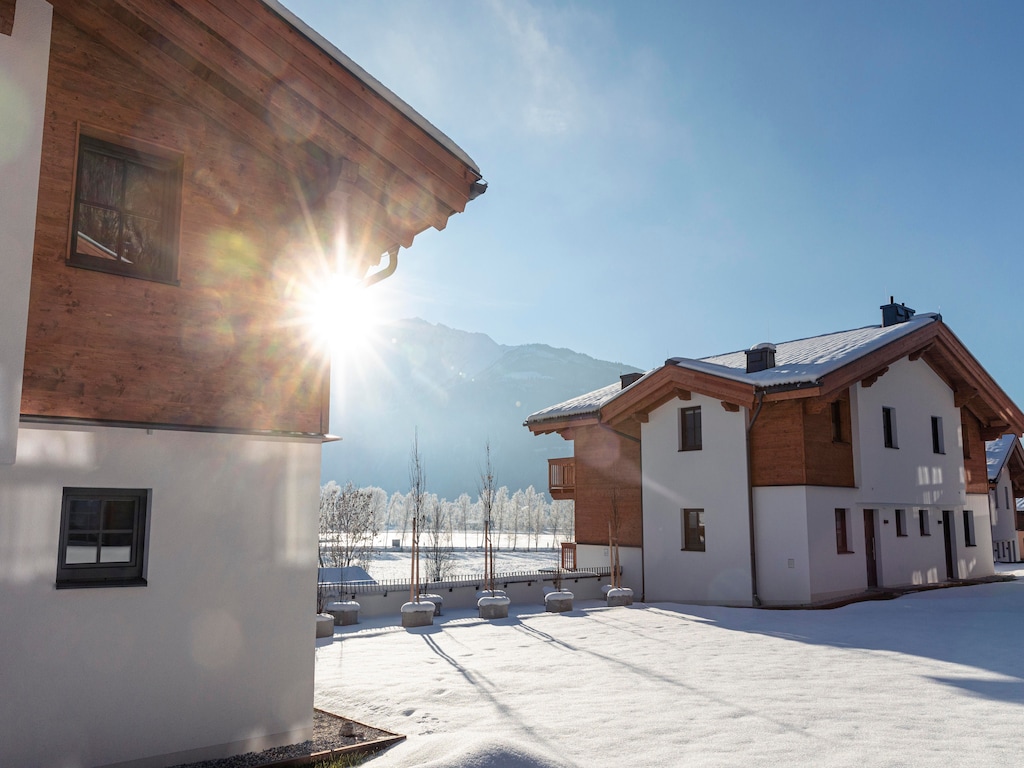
[[526, 302, 1024, 607], [0, 1, 483, 766], [986, 434, 1024, 562]]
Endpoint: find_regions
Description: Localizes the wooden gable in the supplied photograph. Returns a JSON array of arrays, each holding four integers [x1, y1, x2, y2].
[[21, 0, 482, 435]]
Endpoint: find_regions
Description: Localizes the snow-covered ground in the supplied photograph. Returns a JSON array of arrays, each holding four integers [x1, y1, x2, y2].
[[316, 565, 1024, 767]]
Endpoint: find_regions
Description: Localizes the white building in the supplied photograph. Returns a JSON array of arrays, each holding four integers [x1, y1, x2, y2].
[[986, 434, 1024, 562], [527, 302, 1023, 606]]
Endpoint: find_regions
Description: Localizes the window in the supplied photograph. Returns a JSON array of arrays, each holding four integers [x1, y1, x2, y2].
[[57, 488, 150, 588], [882, 407, 898, 448], [963, 510, 976, 547], [679, 406, 702, 451], [931, 416, 945, 454], [682, 508, 705, 551], [831, 400, 844, 443], [1006, 486, 1011, 511], [919, 509, 930, 536], [895, 509, 907, 537], [835, 508, 851, 553], [70, 135, 182, 284]]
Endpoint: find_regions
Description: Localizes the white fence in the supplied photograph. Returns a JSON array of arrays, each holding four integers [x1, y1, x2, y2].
[[320, 567, 617, 618]]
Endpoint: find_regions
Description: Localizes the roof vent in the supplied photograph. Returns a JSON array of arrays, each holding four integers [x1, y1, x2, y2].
[[745, 343, 777, 374], [620, 372, 643, 390], [881, 297, 916, 327]]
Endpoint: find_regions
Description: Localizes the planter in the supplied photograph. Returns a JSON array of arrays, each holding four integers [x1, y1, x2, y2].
[[420, 593, 443, 616], [545, 590, 574, 613], [606, 587, 634, 607], [478, 595, 510, 620], [401, 600, 435, 628], [326, 600, 360, 626], [315, 613, 334, 639]]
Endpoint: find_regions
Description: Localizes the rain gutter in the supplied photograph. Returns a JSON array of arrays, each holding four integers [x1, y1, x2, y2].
[[746, 390, 765, 606]]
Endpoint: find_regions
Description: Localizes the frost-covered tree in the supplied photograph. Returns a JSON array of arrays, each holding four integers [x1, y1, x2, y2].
[[422, 493, 453, 582], [456, 493, 472, 549], [318, 481, 380, 568], [493, 486, 509, 550]]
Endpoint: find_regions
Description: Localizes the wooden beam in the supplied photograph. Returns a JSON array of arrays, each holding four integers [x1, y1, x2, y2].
[[675, 388, 692, 401], [860, 366, 889, 388], [908, 343, 933, 362], [721, 402, 740, 412], [954, 388, 980, 408], [631, 413, 650, 424]]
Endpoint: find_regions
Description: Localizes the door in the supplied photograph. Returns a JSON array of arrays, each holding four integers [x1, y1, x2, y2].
[[863, 509, 878, 588], [942, 510, 955, 580]]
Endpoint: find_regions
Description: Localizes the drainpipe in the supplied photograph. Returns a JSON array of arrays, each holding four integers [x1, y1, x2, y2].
[[746, 390, 765, 606]]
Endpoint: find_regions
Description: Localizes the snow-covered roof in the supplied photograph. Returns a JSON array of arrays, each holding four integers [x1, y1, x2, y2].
[[986, 434, 1019, 482], [673, 313, 940, 388], [527, 313, 940, 425], [261, 0, 481, 174]]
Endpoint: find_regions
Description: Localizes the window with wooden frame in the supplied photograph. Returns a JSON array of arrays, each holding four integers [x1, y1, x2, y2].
[[882, 407, 898, 448], [70, 135, 182, 284], [679, 406, 702, 451], [835, 508, 851, 553], [681, 508, 705, 552], [56, 488, 150, 588], [931, 416, 945, 455], [830, 400, 844, 443], [895, 508, 908, 537], [963, 510, 976, 547], [919, 509, 930, 536]]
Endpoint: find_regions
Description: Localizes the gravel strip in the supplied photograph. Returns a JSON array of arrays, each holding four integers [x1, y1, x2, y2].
[[171, 710, 396, 768]]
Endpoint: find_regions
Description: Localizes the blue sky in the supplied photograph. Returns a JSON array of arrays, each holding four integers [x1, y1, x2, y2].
[[283, 0, 1024, 404]]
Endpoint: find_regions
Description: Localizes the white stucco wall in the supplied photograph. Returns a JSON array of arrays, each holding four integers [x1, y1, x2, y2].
[[576, 543, 643, 593], [752, 486, 812, 605], [0, 424, 320, 768], [0, 0, 51, 465], [641, 393, 752, 606]]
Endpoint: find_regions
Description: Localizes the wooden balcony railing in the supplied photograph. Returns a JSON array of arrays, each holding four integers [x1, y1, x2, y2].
[[560, 541, 577, 571], [548, 457, 576, 500]]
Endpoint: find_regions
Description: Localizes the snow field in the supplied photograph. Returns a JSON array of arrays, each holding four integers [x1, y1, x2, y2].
[[315, 566, 1024, 767]]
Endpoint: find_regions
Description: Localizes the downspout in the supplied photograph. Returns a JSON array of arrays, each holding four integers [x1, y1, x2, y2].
[[362, 245, 399, 287], [598, 420, 644, 600], [746, 391, 765, 606]]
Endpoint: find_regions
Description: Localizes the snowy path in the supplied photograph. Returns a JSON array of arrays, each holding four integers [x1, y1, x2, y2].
[[315, 568, 1024, 767]]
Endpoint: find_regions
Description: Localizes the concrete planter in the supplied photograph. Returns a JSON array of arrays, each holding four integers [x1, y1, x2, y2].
[[606, 587, 634, 607], [401, 600, 435, 628], [420, 593, 443, 616], [477, 595, 510, 620], [326, 600, 360, 626], [545, 590, 574, 613], [315, 613, 334, 638]]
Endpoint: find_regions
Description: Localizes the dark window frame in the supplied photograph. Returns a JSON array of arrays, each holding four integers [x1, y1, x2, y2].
[[882, 406, 898, 449], [831, 400, 844, 443], [56, 487, 150, 589], [679, 406, 702, 452], [931, 416, 945, 455], [895, 508, 908, 537], [919, 509, 931, 536], [963, 509, 976, 547], [835, 508, 851, 553], [69, 134, 183, 285], [682, 508, 706, 552]]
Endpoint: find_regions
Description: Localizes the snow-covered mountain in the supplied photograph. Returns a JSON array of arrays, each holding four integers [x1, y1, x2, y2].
[[322, 318, 641, 499]]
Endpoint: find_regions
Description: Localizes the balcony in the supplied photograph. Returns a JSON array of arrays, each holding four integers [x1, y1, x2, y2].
[[548, 457, 576, 500]]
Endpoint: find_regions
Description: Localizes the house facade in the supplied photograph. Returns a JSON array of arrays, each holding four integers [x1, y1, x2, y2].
[[0, 2, 483, 767], [526, 303, 1023, 607], [986, 434, 1024, 562]]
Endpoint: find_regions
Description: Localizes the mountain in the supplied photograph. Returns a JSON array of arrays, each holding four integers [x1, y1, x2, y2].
[[321, 318, 641, 499]]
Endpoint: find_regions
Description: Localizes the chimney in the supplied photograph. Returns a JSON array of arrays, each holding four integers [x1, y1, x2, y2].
[[880, 297, 916, 327], [620, 372, 643, 390], [745, 343, 777, 374]]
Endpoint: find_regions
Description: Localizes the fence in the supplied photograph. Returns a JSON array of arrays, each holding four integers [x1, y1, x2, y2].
[[320, 566, 616, 618]]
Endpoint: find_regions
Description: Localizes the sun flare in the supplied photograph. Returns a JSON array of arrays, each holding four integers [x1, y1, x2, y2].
[[302, 271, 385, 359]]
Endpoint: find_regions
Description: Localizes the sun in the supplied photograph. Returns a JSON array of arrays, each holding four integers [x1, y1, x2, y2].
[[302, 271, 386, 359]]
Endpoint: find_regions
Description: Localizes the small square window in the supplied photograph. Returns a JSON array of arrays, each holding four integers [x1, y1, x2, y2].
[[963, 510, 976, 547], [919, 509, 931, 536], [931, 416, 945, 454], [57, 488, 150, 588], [682, 508, 705, 551], [895, 509, 907, 537], [835, 508, 851, 553], [70, 135, 182, 284], [679, 407, 702, 452], [882, 407, 898, 449]]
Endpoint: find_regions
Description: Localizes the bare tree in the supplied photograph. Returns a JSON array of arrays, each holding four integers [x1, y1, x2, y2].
[[422, 493, 453, 582], [318, 481, 380, 568], [408, 430, 426, 600], [456, 493, 472, 549], [479, 442, 497, 594], [493, 486, 509, 551]]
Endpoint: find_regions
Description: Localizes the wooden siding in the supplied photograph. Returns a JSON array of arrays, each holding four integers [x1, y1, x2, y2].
[[572, 426, 643, 548], [22, 12, 327, 432], [750, 395, 855, 487], [960, 409, 988, 494]]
